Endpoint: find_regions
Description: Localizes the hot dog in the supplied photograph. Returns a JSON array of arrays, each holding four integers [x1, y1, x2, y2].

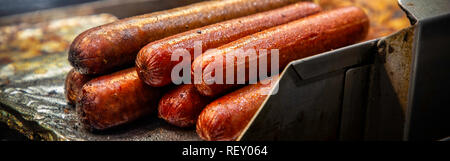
[[135, 2, 321, 87], [192, 6, 370, 97], [158, 84, 212, 127], [64, 69, 92, 105], [196, 75, 278, 141], [69, 0, 304, 75], [77, 68, 163, 131]]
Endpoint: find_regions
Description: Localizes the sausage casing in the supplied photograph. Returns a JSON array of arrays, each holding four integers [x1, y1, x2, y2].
[[158, 84, 212, 127], [77, 68, 163, 131], [135, 2, 321, 87], [69, 0, 304, 75], [196, 76, 278, 141], [192, 6, 370, 96], [64, 69, 92, 105]]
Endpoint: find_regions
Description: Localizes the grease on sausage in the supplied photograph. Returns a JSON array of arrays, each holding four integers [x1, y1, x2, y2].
[[77, 68, 163, 131], [69, 0, 305, 75], [192, 6, 370, 97], [158, 84, 212, 127], [196, 76, 278, 141], [136, 2, 321, 87]]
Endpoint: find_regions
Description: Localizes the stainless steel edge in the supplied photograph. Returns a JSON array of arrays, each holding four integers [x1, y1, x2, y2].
[[400, 0, 450, 140], [398, 0, 450, 24], [239, 39, 378, 141], [291, 40, 378, 80]]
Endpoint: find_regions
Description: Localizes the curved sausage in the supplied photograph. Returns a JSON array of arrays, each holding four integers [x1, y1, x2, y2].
[[77, 68, 163, 131], [196, 76, 278, 141], [192, 6, 370, 96], [69, 0, 305, 75], [158, 84, 212, 127], [64, 69, 92, 105], [136, 2, 321, 87]]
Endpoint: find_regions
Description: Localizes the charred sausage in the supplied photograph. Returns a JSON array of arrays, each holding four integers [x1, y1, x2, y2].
[[69, 0, 305, 75], [136, 2, 321, 87], [64, 69, 92, 105], [196, 75, 278, 141], [77, 68, 163, 131], [158, 84, 212, 127], [192, 6, 370, 96]]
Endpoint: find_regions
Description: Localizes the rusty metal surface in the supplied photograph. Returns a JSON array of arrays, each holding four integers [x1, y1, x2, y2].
[[363, 27, 415, 141], [376, 26, 414, 111], [400, 0, 450, 141], [0, 14, 200, 141], [0, 0, 205, 26], [0, 14, 118, 64]]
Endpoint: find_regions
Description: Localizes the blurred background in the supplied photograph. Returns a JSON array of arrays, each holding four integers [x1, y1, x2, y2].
[[0, 0, 98, 17], [0, 0, 411, 141], [0, 0, 100, 141]]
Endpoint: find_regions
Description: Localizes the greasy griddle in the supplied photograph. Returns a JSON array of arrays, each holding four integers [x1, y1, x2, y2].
[[0, 0, 205, 141], [0, 51, 199, 141], [0, 14, 200, 141], [0, 0, 409, 140]]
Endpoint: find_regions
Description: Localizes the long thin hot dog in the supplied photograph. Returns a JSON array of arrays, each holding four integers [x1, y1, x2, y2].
[[69, 0, 304, 75], [196, 75, 278, 141], [158, 84, 212, 127], [136, 2, 321, 87], [77, 68, 163, 131], [192, 6, 370, 97]]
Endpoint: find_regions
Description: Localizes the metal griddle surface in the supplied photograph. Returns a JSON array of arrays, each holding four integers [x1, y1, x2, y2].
[[0, 38, 200, 141], [0, 14, 200, 141]]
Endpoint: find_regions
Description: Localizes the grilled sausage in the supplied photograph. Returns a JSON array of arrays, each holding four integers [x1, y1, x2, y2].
[[196, 75, 278, 141], [136, 2, 321, 87], [64, 69, 92, 105], [69, 0, 304, 75], [158, 84, 212, 127], [192, 6, 370, 96], [77, 68, 163, 131]]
